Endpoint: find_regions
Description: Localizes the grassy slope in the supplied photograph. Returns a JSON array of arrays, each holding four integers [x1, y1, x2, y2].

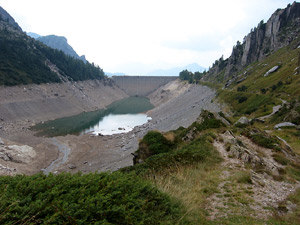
[[217, 40, 300, 119]]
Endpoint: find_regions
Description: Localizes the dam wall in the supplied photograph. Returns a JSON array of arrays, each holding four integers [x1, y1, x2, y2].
[[112, 76, 178, 96]]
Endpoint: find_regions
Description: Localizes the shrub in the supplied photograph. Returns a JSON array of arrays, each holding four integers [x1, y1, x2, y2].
[[237, 96, 248, 103], [139, 131, 173, 156], [237, 85, 247, 92], [125, 135, 221, 175], [0, 172, 181, 224], [261, 88, 267, 94], [250, 133, 279, 149]]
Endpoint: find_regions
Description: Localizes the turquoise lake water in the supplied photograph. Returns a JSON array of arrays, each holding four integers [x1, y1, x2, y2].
[[31, 97, 154, 137]]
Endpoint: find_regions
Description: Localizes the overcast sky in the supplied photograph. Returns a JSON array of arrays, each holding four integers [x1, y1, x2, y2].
[[0, 0, 294, 74]]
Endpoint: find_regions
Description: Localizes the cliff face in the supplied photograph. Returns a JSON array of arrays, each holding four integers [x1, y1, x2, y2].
[[205, 2, 300, 83]]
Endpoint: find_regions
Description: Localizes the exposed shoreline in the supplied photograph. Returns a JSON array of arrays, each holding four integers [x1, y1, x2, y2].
[[0, 80, 220, 175]]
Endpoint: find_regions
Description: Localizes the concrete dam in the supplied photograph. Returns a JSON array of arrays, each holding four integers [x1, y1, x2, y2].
[[112, 76, 178, 96]]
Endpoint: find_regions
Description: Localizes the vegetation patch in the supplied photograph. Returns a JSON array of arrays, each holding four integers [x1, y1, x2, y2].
[[0, 172, 182, 225], [273, 153, 290, 165], [242, 130, 280, 150], [127, 135, 221, 175]]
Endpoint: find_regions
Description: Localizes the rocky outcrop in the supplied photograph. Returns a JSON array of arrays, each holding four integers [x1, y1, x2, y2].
[[205, 2, 300, 83]]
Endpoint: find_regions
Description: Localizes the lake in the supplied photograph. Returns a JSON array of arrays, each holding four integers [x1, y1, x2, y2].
[[31, 96, 154, 137]]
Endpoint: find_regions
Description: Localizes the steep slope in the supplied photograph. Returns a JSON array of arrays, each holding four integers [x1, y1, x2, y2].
[[0, 7, 104, 86], [204, 2, 300, 84]]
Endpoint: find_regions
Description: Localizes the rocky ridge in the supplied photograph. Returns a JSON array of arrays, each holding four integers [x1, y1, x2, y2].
[[205, 2, 300, 84]]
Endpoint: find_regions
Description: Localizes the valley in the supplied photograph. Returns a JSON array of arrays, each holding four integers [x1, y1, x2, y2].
[[0, 78, 220, 175], [0, 2, 300, 224]]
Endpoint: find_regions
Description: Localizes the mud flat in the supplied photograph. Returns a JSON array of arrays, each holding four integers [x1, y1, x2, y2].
[[0, 80, 221, 175]]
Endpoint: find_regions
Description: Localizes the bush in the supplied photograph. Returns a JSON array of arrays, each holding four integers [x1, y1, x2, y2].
[[237, 85, 247, 92], [0, 172, 181, 224], [237, 96, 248, 103], [250, 133, 279, 149], [139, 131, 173, 156], [125, 135, 221, 175], [261, 88, 267, 94]]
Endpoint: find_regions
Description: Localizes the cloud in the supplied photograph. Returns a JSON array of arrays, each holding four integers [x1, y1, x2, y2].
[[163, 34, 227, 52]]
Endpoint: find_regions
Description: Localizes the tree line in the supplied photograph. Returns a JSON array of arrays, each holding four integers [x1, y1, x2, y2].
[[179, 69, 207, 83]]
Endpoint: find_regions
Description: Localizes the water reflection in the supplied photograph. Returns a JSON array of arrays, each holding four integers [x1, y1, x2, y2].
[[82, 114, 151, 135]]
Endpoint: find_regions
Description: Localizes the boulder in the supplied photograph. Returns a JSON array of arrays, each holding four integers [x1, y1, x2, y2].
[[235, 116, 250, 125], [68, 164, 76, 169], [264, 65, 280, 77], [0, 138, 4, 145], [274, 122, 296, 129]]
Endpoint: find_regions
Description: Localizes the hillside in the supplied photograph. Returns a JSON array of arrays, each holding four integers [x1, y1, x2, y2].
[[0, 6, 104, 86]]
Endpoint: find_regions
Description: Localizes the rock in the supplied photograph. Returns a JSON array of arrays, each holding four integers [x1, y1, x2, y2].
[[0, 138, 4, 145], [274, 122, 296, 129], [0, 150, 11, 161], [235, 116, 250, 125], [68, 164, 76, 169], [182, 127, 197, 141], [264, 65, 280, 77]]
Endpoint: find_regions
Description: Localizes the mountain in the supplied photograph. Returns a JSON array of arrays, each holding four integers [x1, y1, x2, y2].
[[27, 32, 41, 39], [0, 6, 104, 86], [147, 63, 206, 76], [0, 6, 22, 31], [32, 34, 87, 63], [204, 2, 300, 85]]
